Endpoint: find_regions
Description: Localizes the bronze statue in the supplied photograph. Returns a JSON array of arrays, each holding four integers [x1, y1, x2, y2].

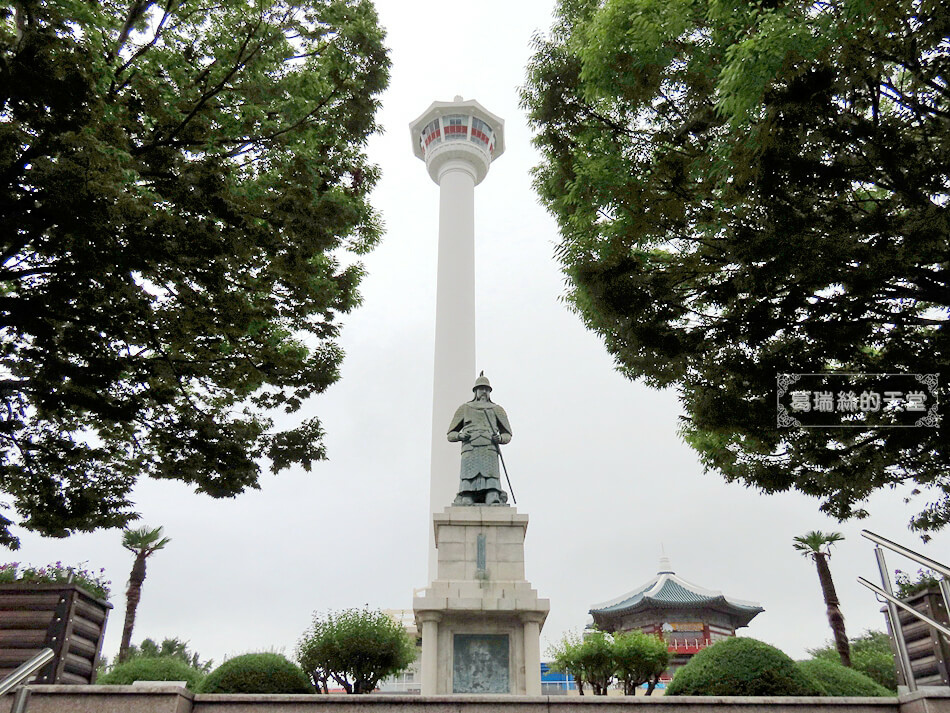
[[447, 372, 512, 505]]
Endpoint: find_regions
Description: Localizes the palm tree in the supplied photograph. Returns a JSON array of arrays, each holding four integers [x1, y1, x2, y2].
[[793, 530, 851, 667], [118, 526, 171, 663]]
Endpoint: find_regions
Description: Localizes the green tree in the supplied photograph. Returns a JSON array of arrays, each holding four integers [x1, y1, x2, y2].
[[809, 630, 898, 691], [296, 608, 416, 694], [124, 636, 213, 673], [547, 629, 668, 696], [547, 630, 587, 695], [612, 630, 670, 696], [794, 531, 851, 668], [118, 526, 170, 663], [0, 0, 389, 549], [522, 0, 949, 535], [573, 631, 615, 695]]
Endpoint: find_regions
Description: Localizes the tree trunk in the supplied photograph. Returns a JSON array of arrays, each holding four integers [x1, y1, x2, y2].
[[314, 669, 330, 693], [646, 675, 659, 696], [813, 552, 851, 667], [118, 554, 148, 662], [331, 672, 352, 694]]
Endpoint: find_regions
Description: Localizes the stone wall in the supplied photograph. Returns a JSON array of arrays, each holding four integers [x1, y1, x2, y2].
[[3, 686, 948, 713]]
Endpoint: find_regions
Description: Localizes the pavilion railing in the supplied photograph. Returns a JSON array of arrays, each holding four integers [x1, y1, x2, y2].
[[666, 639, 711, 651], [857, 529, 950, 693]]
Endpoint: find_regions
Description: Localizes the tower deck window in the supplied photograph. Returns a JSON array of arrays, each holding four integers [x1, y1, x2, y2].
[[470, 117, 494, 154], [421, 119, 442, 150], [444, 114, 469, 140]]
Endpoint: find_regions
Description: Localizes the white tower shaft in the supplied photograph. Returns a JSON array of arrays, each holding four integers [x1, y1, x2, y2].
[[429, 161, 477, 575]]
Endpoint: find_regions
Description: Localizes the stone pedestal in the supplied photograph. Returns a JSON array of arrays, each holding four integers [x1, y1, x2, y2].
[[414, 507, 549, 695]]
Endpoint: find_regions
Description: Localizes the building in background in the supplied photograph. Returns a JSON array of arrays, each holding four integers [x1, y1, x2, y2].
[[589, 557, 764, 680], [540, 662, 577, 694]]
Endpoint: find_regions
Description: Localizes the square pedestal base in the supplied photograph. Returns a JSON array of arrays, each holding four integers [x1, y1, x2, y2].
[[414, 507, 549, 695]]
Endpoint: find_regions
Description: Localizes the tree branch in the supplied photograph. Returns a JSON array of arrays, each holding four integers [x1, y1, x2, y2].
[[112, 0, 175, 86], [132, 10, 268, 155]]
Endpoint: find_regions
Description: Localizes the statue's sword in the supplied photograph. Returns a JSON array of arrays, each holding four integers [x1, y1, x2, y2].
[[482, 408, 517, 504]]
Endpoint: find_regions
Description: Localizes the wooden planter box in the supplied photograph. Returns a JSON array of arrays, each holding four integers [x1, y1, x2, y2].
[[0, 582, 112, 684], [887, 585, 950, 688]]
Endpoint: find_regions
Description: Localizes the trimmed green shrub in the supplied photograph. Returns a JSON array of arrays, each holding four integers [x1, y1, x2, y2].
[[808, 631, 898, 691], [198, 653, 313, 694], [666, 638, 819, 696], [97, 655, 204, 690], [850, 649, 899, 692], [798, 659, 893, 697]]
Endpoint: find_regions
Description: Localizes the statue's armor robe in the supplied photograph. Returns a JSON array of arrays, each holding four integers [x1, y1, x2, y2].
[[446, 400, 512, 503]]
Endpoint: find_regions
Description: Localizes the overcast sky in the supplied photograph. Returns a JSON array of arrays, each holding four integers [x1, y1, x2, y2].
[[13, 0, 948, 670]]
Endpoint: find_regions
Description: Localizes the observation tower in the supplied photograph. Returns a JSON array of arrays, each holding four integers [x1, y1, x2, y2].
[[409, 97, 505, 577]]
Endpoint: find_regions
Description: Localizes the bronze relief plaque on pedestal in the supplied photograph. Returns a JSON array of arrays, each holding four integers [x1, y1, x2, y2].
[[453, 634, 509, 693]]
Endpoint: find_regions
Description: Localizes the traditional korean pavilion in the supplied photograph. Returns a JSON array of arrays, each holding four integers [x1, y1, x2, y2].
[[588, 557, 764, 679]]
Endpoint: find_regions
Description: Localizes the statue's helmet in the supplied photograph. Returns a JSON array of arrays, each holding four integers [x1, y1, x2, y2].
[[472, 371, 492, 392]]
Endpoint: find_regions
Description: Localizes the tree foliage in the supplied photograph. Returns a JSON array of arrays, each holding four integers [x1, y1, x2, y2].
[[296, 607, 416, 694], [522, 0, 949, 533], [547, 630, 589, 694], [612, 630, 670, 695], [547, 629, 669, 695], [572, 631, 614, 696], [123, 636, 213, 673], [0, 0, 389, 548], [809, 629, 898, 691]]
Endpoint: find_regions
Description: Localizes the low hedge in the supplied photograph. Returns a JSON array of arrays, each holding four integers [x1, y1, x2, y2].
[[97, 656, 204, 690], [798, 659, 893, 697], [197, 653, 313, 694], [666, 637, 819, 696], [851, 649, 899, 691]]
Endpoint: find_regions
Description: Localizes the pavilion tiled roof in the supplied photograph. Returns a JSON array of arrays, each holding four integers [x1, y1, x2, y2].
[[589, 557, 764, 629]]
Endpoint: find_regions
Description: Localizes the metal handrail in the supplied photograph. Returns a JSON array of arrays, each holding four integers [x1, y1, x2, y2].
[[0, 648, 54, 697], [861, 530, 950, 579], [857, 577, 950, 639], [859, 529, 950, 693]]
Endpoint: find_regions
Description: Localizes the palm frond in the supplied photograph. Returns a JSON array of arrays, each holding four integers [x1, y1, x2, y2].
[[122, 526, 171, 554], [793, 530, 844, 556]]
